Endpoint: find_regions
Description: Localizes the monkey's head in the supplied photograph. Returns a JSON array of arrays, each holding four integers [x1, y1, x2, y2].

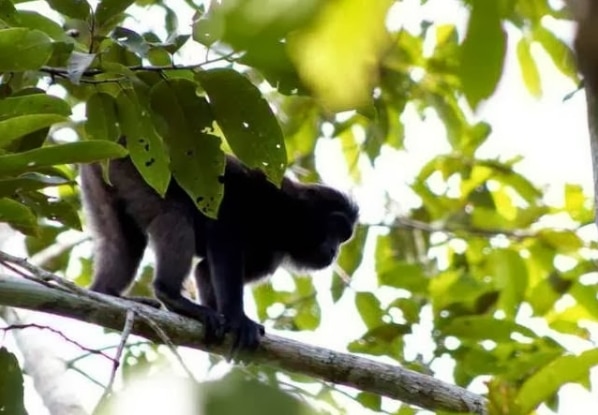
[[285, 182, 359, 270]]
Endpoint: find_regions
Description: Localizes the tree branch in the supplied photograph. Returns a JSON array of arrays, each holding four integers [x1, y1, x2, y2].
[[0, 275, 487, 414]]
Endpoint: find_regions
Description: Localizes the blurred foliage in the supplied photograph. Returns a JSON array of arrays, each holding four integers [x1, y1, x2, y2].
[[0, 0, 593, 414]]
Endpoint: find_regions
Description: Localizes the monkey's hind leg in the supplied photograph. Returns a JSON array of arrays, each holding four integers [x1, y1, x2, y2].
[[149, 212, 225, 344]]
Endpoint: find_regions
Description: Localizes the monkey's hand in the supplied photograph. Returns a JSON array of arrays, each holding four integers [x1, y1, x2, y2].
[[223, 313, 265, 359]]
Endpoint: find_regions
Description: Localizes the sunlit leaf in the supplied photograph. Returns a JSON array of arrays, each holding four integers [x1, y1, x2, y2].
[[459, 0, 506, 108], [288, 0, 392, 111], [516, 37, 542, 97], [442, 316, 536, 342], [0, 28, 53, 71], [355, 292, 384, 330], [517, 349, 598, 414]]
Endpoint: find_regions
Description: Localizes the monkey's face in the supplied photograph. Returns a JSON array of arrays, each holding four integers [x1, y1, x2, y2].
[[290, 210, 357, 270]]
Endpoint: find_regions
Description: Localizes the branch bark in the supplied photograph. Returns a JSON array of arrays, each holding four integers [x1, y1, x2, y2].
[[0, 275, 487, 414]]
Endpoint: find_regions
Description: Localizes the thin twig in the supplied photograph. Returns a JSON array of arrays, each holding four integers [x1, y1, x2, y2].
[[99, 309, 135, 403], [1, 323, 115, 362]]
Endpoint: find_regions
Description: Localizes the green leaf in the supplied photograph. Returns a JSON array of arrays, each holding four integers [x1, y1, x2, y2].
[[517, 349, 598, 414], [0, 173, 70, 196], [0, 197, 37, 235], [487, 249, 528, 318], [196, 68, 286, 185], [539, 229, 583, 253], [0, 93, 71, 118], [459, 0, 507, 108], [355, 292, 384, 330], [332, 224, 367, 302], [0, 28, 53, 71], [149, 79, 225, 218], [0, 348, 27, 415], [95, 0, 134, 28], [85, 92, 119, 141], [0, 114, 67, 148], [19, 191, 81, 230], [111, 26, 149, 57], [16, 11, 73, 41], [0, 141, 127, 177], [516, 37, 542, 97], [442, 316, 536, 342], [533, 25, 578, 82], [115, 91, 170, 197], [0, 0, 18, 26], [47, 0, 90, 19]]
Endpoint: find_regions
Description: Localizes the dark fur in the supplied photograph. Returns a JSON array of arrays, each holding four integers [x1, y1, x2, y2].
[[80, 148, 358, 353]]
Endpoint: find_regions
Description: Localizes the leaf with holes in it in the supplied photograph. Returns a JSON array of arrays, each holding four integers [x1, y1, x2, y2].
[[85, 92, 120, 142], [0, 141, 127, 177], [0, 197, 38, 235], [0, 347, 27, 415], [196, 68, 286, 185], [150, 79, 225, 218], [116, 90, 170, 197], [0, 28, 53, 71], [0, 114, 67, 149], [459, 0, 506, 109]]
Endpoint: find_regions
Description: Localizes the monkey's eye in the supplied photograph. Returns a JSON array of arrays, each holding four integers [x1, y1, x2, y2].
[[328, 212, 353, 242]]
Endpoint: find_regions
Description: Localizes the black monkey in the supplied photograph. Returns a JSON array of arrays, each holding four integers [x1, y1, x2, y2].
[[80, 142, 358, 353]]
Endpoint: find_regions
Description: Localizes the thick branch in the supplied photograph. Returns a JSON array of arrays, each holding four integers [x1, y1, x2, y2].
[[0, 276, 487, 414]]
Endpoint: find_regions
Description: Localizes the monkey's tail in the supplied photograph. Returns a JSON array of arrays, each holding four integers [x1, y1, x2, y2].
[[80, 163, 147, 294]]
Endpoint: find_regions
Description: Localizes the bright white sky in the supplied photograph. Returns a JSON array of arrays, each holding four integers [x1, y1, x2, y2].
[[1, 0, 597, 414]]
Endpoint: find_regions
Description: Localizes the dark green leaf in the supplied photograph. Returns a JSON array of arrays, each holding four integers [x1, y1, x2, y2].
[[149, 79, 224, 218], [0, 173, 70, 196], [0, 347, 27, 415], [459, 0, 507, 108], [0, 114, 66, 148], [0, 197, 37, 235], [0, 141, 127, 177], [95, 0, 134, 29], [111, 26, 149, 57], [85, 92, 119, 141], [196, 68, 286, 184], [19, 191, 81, 230], [47, 0, 90, 19], [0, 28, 53, 71]]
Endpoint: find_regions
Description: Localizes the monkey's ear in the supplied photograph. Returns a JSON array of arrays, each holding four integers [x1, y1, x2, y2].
[[328, 212, 353, 242]]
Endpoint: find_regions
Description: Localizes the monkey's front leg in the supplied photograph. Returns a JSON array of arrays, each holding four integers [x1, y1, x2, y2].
[[149, 212, 225, 344], [206, 221, 264, 355]]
